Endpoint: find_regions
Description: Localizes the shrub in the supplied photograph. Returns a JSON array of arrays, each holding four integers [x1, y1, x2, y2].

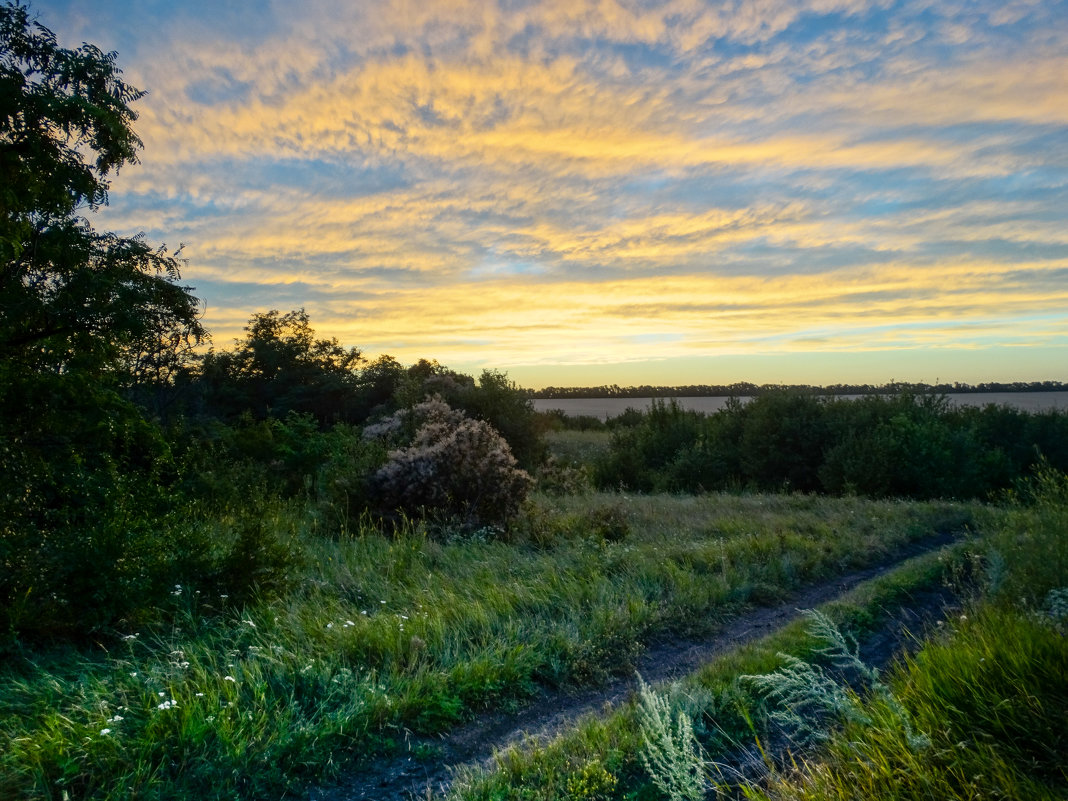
[[367, 397, 533, 530], [536, 455, 594, 495], [581, 503, 630, 542]]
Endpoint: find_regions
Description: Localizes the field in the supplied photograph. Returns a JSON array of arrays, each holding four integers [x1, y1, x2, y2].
[[3, 449, 1066, 800], [4, 7, 1066, 799]]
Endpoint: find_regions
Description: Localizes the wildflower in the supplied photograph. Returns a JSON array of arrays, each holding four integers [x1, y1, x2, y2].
[[129, 672, 137, 677], [156, 699, 178, 711], [100, 728, 111, 735], [106, 715, 123, 723], [196, 692, 205, 697], [224, 676, 236, 682], [344, 620, 355, 627], [122, 633, 139, 641], [361, 610, 368, 615], [326, 622, 334, 629], [158, 691, 166, 697]]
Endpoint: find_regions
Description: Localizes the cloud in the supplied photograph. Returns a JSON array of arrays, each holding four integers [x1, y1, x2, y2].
[[40, 0, 1068, 382]]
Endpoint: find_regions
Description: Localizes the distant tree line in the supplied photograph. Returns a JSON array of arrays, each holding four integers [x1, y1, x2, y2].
[[529, 381, 1068, 399]]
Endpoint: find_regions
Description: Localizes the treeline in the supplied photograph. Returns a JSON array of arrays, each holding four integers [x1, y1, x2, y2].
[[579, 394, 1068, 498], [530, 380, 1068, 399]]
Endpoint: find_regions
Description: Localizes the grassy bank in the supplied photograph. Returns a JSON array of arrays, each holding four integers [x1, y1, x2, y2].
[[0, 492, 972, 800]]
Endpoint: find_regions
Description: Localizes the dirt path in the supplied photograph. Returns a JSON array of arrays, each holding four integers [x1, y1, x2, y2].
[[308, 533, 959, 801]]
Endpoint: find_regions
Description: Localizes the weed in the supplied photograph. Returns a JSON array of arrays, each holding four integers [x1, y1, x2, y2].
[[635, 675, 708, 801]]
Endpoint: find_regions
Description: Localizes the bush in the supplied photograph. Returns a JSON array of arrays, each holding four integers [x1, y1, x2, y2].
[[0, 372, 185, 640], [367, 397, 533, 530], [536, 455, 594, 495]]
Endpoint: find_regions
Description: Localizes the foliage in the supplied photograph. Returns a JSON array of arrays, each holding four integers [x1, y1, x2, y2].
[[635, 675, 708, 801], [742, 610, 928, 749], [366, 396, 534, 530], [1, 491, 970, 798], [593, 392, 1068, 500], [196, 308, 362, 423], [747, 605, 1068, 801], [0, 1, 205, 377], [0, 2, 213, 639], [535, 454, 595, 495], [393, 363, 545, 470]]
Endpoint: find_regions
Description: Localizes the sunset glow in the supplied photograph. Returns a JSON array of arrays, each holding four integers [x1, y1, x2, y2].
[[42, 0, 1068, 387]]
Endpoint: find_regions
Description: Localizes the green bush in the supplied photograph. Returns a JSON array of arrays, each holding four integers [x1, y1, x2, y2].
[[592, 392, 1068, 501]]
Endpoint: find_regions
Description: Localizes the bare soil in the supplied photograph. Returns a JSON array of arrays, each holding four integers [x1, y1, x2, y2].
[[307, 533, 959, 801]]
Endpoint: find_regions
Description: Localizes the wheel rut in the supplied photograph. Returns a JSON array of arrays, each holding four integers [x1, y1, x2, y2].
[[307, 532, 960, 801]]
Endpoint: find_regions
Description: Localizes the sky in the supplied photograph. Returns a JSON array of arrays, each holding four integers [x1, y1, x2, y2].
[[34, 0, 1068, 388]]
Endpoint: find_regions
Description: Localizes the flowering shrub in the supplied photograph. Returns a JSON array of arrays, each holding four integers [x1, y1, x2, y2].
[[367, 397, 533, 529]]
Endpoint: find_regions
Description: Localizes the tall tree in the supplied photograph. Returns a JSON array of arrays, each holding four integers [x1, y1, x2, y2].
[[0, 2, 207, 638], [198, 309, 363, 422], [0, 1, 205, 377]]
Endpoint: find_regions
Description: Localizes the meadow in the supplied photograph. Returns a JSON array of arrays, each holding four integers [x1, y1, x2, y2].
[[1, 487, 977, 799], [3, 414, 1066, 801], [3, 8, 1066, 799]]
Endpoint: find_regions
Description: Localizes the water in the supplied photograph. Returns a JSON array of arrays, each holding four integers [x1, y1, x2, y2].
[[532, 392, 1068, 420]]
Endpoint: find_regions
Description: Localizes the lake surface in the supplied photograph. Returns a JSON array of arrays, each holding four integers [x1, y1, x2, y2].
[[533, 392, 1068, 420]]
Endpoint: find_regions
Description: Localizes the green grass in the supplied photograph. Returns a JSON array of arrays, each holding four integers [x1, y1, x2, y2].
[[0, 491, 974, 799], [445, 545, 962, 801], [446, 475, 1067, 801], [745, 473, 1068, 801]]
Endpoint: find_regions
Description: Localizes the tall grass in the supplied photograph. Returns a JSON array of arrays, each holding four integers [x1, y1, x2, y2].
[[744, 469, 1068, 801], [447, 545, 959, 801], [446, 470, 1066, 801], [0, 492, 969, 799]]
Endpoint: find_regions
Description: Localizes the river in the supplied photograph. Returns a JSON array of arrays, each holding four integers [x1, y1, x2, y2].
[[532, 392, 1068, 420]]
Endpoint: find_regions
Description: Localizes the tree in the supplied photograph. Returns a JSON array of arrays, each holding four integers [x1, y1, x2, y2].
[[0, 1, 205, 377], [197, 309, 363, 422], [0, 2, 208, 639]]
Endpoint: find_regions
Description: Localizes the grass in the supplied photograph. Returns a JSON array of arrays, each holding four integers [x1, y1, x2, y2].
[[744, 472, 1068, 801], [0, 491, 975, 799], [447, 475, 1068, 801], [445, 544, 961, 801]]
